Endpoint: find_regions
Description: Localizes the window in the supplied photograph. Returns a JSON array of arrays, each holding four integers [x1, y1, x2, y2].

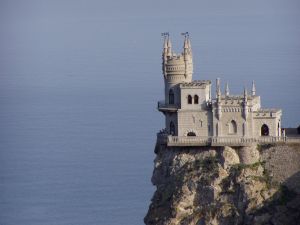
[[229, 120, 237, 134], [261, 124, 269, 136], [187, 132, 196, 136], [194, 95, 199, 104], [188, 95, 192, 104], [169, 89, 174, 104], [170, 122, 175, 135]]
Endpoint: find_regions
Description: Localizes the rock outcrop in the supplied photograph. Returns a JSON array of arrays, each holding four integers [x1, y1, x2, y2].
[[144, 143, 300, 225]]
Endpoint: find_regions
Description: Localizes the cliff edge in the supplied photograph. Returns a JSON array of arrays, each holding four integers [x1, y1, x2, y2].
[[144, 143, 300, 225]]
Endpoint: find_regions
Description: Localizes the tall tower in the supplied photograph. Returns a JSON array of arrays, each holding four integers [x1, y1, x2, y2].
[[162, 33, 193, 105]]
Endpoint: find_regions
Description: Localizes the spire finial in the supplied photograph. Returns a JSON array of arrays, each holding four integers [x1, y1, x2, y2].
[[225, 82, 229, 97], [216, 78, 221, 100], [251, 80, 256, 96], [244, 87, 248, 102], [181, 32, 189, 49]]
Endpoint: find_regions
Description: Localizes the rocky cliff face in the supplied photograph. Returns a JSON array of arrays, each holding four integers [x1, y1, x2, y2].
[[144, 143, 300, 225]]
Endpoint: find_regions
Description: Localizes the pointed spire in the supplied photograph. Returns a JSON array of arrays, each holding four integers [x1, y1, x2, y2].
[[167, 36, 172, 57], [182, 32, 191, 55], [225, 82, 229, 97], [216, 78, 221, 100], [187, 38, 192, 55], [188, 38, 191, 48], [251, 80, 256, 96], [163, 36, 168, 49], [243, 87, 248, 102], [184, 36, 189, 49]]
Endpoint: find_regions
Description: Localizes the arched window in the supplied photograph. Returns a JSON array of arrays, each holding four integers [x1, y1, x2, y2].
[[170, 122, 175, 135], [229, 120, 237, 134], [169, 89, 174, 104], [261, 124, 269, 136], [188, 95, 192, 104], [194, 95, 199, 104], [187, 132, 196, 136]]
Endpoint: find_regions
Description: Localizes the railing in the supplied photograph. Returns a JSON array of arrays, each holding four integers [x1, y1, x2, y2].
[[157, 101, 178, 111], [156, 133, 300, 147]]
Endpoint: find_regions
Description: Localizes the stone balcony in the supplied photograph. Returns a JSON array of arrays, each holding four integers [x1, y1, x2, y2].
[[157, 101, 178, 112], [157, 133, 300, 147]]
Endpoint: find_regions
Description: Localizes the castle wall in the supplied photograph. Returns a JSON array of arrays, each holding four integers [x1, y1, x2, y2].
[[218, 111, 247, 137], [166, 113, 178, 135], [177, 110, 212, 136], [253, 117, 280, 137], [180, 86, 210, 110]]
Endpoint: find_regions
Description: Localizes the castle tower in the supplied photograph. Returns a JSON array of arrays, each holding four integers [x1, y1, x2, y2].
[[162, 33, 193, 105]]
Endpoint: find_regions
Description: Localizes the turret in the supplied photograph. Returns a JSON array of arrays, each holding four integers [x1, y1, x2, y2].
[[167, 36, 172, 57], [161, 33, 193, 105], [162, 33, 168, 77], [243, 87, 248, 119], [251, 80, 256, 96], [225, 82, 229, 97], [216, 78, 222, 119]]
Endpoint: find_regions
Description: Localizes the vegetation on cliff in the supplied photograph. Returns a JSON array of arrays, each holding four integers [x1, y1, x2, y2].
[[145, 143, 300, 225]]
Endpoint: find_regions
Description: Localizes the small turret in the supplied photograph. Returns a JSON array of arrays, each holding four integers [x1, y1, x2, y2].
[[161, 33, 193, 106], [225, 82, 229, 97], [216, 78, 221, 101], [243, 87, 248, 119], [167, 36, 172, 57], [216, 78, 222, 119], [182, 32, 193, 79], [251, 80, 256, 96], [162, 33, 169, 77]]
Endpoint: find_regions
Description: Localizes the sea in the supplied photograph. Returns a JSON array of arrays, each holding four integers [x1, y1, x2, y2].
[[0, 0, 299, 224]]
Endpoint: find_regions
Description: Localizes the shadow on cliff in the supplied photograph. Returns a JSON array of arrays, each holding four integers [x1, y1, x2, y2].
[[249, 170, 300, 225]]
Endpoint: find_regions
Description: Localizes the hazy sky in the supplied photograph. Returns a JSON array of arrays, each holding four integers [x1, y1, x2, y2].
[[0, 0, 299, 126]]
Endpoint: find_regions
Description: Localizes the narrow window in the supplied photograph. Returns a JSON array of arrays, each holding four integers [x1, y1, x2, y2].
[[170, 122, 175, 135], [194, 95, 199, 104], [229, 120, 237, 134], [188, 95, 192, 104], [169, 89, 174, 104]]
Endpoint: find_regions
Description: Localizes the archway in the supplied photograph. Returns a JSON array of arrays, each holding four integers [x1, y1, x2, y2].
[[170, 122, 175, 135], [261, 124, 269, 136], [169, 89, 174, 104], [229, 120, 237, 134], [187, 132, 196, 136]]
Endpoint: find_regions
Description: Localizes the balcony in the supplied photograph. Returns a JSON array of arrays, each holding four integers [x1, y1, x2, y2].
[[157, 101, 178, 112], [156, 133, 300, 147]]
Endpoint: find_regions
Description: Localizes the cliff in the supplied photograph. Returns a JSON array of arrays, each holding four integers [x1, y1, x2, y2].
[[144, 143, 300, 225]]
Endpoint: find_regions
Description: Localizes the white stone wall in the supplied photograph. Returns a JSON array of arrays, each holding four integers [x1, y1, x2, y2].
[[253, 117, 279, 137], [219, 110, 252, 137], [166, 113, 178, 135], [177, 110, 212, 136], [180, 86, 210, 110]]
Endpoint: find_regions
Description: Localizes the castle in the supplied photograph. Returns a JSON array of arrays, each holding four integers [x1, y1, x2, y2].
[[157, 33, 284, 146]]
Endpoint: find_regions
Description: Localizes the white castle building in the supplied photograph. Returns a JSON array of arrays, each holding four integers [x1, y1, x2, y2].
[[157, 34, 283, 146]]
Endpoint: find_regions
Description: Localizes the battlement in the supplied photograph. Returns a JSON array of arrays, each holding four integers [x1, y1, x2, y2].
[[180, 80, 211, 88]]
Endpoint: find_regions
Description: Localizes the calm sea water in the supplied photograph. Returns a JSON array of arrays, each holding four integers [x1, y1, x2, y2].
[[0, 1, 299, 224]]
